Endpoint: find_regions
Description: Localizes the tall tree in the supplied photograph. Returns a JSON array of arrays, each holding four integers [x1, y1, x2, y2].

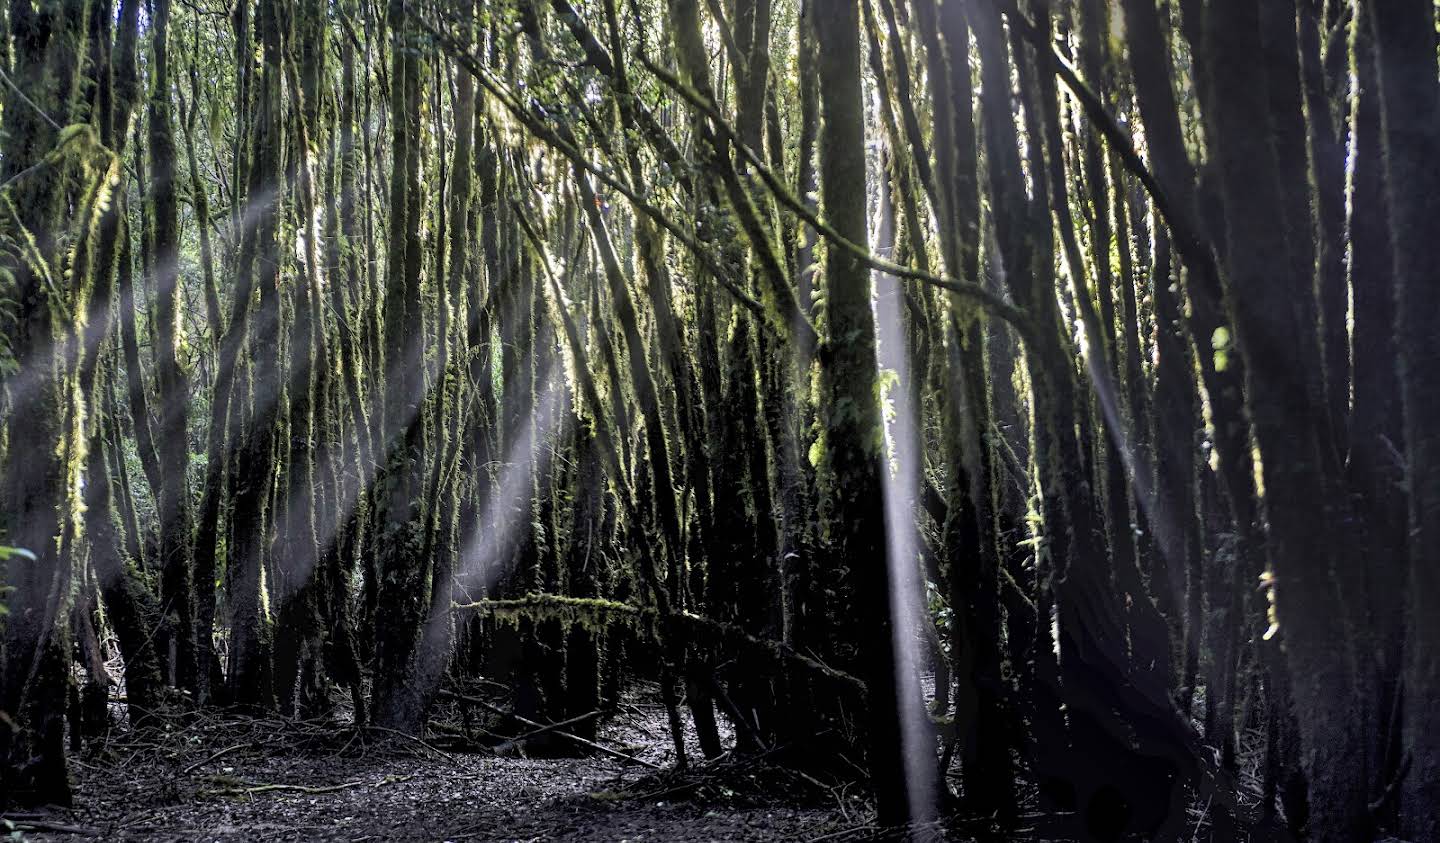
[[146, 0, 197, 692], [0, 0, 96, 807], [1368, 1, 1440, 837], [813, 0, 915, 828], [1201, 0, 1364, 837]]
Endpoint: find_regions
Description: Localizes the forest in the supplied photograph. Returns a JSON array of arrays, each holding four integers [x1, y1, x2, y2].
[[0, 0, 1436, 839]]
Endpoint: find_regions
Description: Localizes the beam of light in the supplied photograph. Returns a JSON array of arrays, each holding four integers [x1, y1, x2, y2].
[[1057, 246, 1189, 718], [264, 322, 429, 603], [85, 179, 350, 599], [1079, 332, 1162, 551], [871, 159, 938, 827], [1059, 282, 1156, 524], [221, 183, 286, 253], [131, 181, 330, 602], [452, 362, 570, 598], [1056, 251, 1184, 626], [2, 182, 284, 426]]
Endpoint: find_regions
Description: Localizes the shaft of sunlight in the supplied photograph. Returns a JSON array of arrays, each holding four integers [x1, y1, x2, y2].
[[261, 319, 423, 602], [1074, 319, 1183, 599], [872, 160, 938, 826], [453, 364, 570, 597]]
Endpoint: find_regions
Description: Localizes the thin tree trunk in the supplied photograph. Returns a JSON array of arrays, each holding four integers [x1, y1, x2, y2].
[[146, 0, 198, 694], [1347, 5, 1406, 817]]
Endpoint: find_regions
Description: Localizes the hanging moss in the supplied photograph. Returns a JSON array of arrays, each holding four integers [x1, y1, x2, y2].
[[456, 593, 647, 637], [452, 593, 866, 697]]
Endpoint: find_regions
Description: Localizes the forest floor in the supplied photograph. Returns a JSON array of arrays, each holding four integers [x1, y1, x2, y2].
[[4, 683, 881, 842], [2, 682, 1263, 841]]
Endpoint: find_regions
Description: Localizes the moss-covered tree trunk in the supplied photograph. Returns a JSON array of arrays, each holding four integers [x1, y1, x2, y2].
[[913, 0, 1017, 822], [226, 0, 286, 709], [146, 0, 198, 695], [812, 0, 915, 828], [0, 0, 91, 808], [1368, 1, 1440, 837], [78, 0, 161, 723], [273, 0, 329, 716], [372, 0, 432, 732], [1201, 1, 1364, 838]]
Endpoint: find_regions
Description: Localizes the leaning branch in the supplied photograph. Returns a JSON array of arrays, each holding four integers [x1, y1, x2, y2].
[[411, 10, 810, 347], [435, 688, 663, 769], [452, 593, 868, 695], [635, 52, 1037, 340], [998, 0, 1221, 289]]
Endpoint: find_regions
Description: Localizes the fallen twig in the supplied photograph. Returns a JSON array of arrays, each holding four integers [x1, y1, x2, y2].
[[182, 742, 249, 774], [363, 724, 453, 760], [201, 773, 414, 798], [2, 818, 105, 837], [807, 824, 876, 842], [497, 708, 609, 751], [438, 690, 662, 770]]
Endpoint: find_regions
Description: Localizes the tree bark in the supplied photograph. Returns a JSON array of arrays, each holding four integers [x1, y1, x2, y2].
[[813, 0, 916, 828], [1368, 1, 1440, 837]]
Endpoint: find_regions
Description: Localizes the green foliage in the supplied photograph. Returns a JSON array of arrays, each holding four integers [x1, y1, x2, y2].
[[807, 427, 827, 469], [1211, 325, 1233, 372], [875, 367, 899, 425], [461, 593, 647, 637], [0, 546, 35, 617]]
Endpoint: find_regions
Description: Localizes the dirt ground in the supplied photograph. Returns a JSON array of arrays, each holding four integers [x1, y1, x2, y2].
[[1, 683, 1277, 841], [2, 689, 876, 842]]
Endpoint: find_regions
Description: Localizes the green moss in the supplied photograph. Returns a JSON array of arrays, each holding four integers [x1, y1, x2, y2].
[[456, 593, 647, 636]]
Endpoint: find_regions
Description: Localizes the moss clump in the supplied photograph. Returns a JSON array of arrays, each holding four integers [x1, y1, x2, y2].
[[455, 593, 649, 637]]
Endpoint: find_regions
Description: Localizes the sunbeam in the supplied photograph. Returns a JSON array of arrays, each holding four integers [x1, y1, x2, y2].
[[0, 1, 1412, 836], [453, 362, 570, 598], [872, 152, 939, 827], [264, 321, 430, 602]]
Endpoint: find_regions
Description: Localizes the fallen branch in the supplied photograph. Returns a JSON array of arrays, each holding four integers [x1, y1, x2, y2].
[[182, 742, 248, 775], [807, 823, 877, 842], [362, 724, 454, 760], [437, 689, 663, 770], [497, 708, 609, 752], [2, 818, 104, 837], [452, 593, 868, 695], [201, 773, 415, 799]]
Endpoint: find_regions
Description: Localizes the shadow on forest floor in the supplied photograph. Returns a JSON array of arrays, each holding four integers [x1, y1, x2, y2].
[[2, 685, 870, 842], [1, 681, 1274, 841]]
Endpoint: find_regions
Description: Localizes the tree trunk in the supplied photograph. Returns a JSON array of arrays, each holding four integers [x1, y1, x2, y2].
[[1368, 1, 1440, 837], [1201, 1, 1365, 838], [813, 0, 917, 828], [0, 0, 91, 808], [146, 0, 198, 694]]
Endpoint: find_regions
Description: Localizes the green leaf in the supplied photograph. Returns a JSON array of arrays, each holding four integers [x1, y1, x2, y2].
[[1212, 326, 1233, 372]]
